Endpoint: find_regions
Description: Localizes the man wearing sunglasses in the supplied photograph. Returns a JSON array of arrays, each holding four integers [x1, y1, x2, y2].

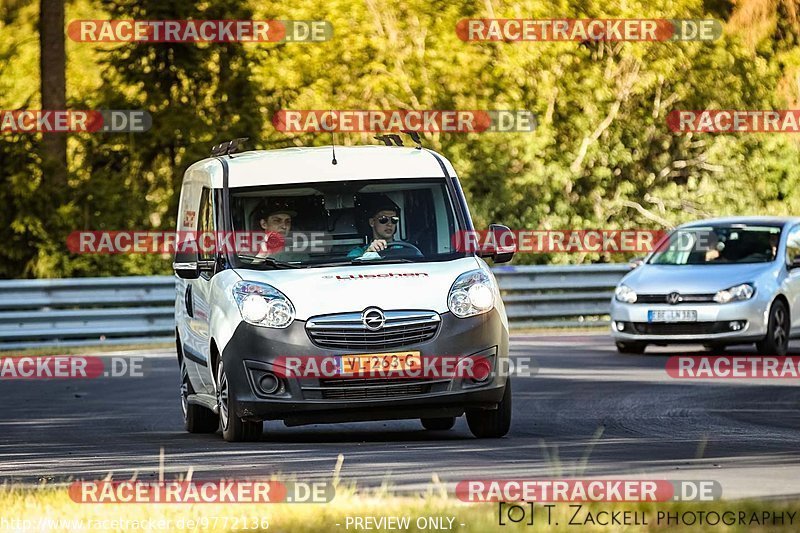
[[347, 204, 401, 259]]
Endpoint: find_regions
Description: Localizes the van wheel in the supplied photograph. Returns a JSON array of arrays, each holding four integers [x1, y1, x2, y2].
[[616, 341, 647, 354], [421, 417, 456, 431], [757, 300, 790, 356], [217, 359, 262, 442], [466, 379, 512, 438], [181, 359, 218, 433]]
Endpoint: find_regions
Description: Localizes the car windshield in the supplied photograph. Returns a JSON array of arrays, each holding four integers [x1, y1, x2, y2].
[[648, 225, 782, 265], [228, 178, 466, 269]]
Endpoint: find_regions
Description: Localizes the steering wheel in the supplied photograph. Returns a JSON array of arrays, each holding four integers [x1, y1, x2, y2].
[[379, 241, 424, 258]]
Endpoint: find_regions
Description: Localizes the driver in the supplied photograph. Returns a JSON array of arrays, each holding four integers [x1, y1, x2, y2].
[[348, 203, 400, 259]]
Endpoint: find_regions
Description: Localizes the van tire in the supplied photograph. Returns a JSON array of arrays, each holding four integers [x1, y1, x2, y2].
[[217, 359, 262, 442], [466, 379, 512, 438], [421, 417, 456, 431]]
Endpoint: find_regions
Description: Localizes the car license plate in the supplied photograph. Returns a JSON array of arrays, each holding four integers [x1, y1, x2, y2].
[[647, 310, 698, 322], [338, 351, 421, 374]]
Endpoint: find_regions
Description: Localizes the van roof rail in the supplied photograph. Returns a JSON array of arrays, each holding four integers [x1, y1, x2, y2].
[[373, 131, 423, 149], [211, 137, 249, 157]]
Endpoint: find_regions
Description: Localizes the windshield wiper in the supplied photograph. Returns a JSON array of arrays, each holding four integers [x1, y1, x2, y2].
[[238, 255, 303, 269], [350, 257, 415, 264]]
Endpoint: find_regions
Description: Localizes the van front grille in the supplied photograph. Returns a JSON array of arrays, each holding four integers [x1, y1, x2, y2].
[[317, 378, 432, 399], [306, 310, 440, 350]]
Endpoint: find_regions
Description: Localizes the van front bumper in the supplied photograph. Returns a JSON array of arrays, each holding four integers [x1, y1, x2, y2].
[[220, 309, 509, 425]]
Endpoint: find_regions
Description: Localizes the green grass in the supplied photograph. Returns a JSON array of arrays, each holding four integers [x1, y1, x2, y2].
[[2, 482, 799, 532], [0, 342, 173, 357]]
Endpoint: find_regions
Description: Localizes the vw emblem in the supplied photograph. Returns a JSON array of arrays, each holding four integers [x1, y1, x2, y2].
[[362, 308, 386, 331], [667, 292, 682, 305]]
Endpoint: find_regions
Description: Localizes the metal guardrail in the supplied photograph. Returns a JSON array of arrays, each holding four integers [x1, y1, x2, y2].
[[0, 265, 631, 349], [493, 264, 631, 329]]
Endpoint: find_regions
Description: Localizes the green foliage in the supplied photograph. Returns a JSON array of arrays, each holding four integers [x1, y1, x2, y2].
[[1, 0, 800, 277]]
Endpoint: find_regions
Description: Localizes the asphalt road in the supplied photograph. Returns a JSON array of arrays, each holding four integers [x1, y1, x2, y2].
[[2, 334, 800, 500]]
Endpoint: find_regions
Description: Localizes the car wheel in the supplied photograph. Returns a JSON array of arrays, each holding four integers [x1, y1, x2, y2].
[[616, 341, 647, 354], [217, 358, 262, 442], [466, 379, 511, 438], [181, 358, 218, 433], [757, 300, 790, 356], [421, 417, 456, 431]]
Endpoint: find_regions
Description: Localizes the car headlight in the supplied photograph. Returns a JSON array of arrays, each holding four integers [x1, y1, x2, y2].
[[233, 281, 295, 328], [448, 269, 496, 318], [713, 283, 755, 304], [614, 284, 637, 304]]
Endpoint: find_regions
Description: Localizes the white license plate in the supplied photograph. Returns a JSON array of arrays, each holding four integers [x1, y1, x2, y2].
[[647, 310, 697, 322]]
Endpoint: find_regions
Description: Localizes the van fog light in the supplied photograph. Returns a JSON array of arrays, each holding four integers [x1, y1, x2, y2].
[[258, 373, 281, 394], [241, 294, 270, 323], [616, 321, 625, 331]]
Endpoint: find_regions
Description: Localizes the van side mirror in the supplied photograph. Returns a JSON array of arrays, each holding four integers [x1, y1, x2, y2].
[[480, 224, 516, 264], [174, 249, 200, 279]]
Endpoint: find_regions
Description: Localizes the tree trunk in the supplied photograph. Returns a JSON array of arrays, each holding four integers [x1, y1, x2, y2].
[[39, 0, 67, 199]]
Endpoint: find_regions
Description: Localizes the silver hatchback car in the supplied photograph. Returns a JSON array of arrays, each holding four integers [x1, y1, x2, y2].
[[610, 217, 800, 355]]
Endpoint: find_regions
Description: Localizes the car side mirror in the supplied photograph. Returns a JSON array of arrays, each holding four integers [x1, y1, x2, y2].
[[479, 224, 516, 264], [174, 249, 200, 279]]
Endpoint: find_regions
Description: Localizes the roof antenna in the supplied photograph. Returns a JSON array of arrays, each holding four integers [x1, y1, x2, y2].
[[330, 106, 338, 165]]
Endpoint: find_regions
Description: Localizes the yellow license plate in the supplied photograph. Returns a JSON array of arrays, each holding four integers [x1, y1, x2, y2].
[[339, 351, 421, 374]]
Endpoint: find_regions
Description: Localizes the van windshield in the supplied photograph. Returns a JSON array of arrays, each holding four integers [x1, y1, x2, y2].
[[227, 178, 468, 269], [647, 225, 782, 265]]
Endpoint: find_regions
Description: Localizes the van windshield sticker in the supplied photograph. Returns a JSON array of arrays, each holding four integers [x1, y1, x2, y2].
[[326, 272, 429, 280]]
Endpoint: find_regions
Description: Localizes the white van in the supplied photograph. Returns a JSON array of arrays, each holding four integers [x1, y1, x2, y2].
[[173, 143, 514, 441]]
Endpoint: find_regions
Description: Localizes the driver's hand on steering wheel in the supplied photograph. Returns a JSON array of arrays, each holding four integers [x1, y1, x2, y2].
[[366, 239, 388, 252]]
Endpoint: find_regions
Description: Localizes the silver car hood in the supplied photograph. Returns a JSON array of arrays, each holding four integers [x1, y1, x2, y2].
[[622, 262, 776, 294]]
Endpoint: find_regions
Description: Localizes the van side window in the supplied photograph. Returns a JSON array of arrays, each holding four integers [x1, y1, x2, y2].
[[197, 187, 215, 268], [787, 225, 800, 266]]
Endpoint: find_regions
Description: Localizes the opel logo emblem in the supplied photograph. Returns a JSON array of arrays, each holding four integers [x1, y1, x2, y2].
[[362, 308, 386, 331], [667, 292, 682, 305]]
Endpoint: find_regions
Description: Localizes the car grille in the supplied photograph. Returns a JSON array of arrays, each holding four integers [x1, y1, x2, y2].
[[306, 310, 440, 350], [316, 378, 433, 400], [629, 321, 731, 335], [635, 294, 716, 304]]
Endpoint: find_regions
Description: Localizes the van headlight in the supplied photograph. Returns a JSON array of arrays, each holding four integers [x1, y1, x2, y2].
[[448, 270, 496, 318], [615, 284, 637, 304], [713, 283, 755, 304], [233, 281, 295, 328]]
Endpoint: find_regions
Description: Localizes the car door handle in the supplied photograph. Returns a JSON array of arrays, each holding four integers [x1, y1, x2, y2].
[[185, 285, 194, 318]]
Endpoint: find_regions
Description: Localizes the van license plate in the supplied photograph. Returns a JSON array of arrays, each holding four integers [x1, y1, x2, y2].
[[647, 310, 697, 322], [339, 351, 421, 374]]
